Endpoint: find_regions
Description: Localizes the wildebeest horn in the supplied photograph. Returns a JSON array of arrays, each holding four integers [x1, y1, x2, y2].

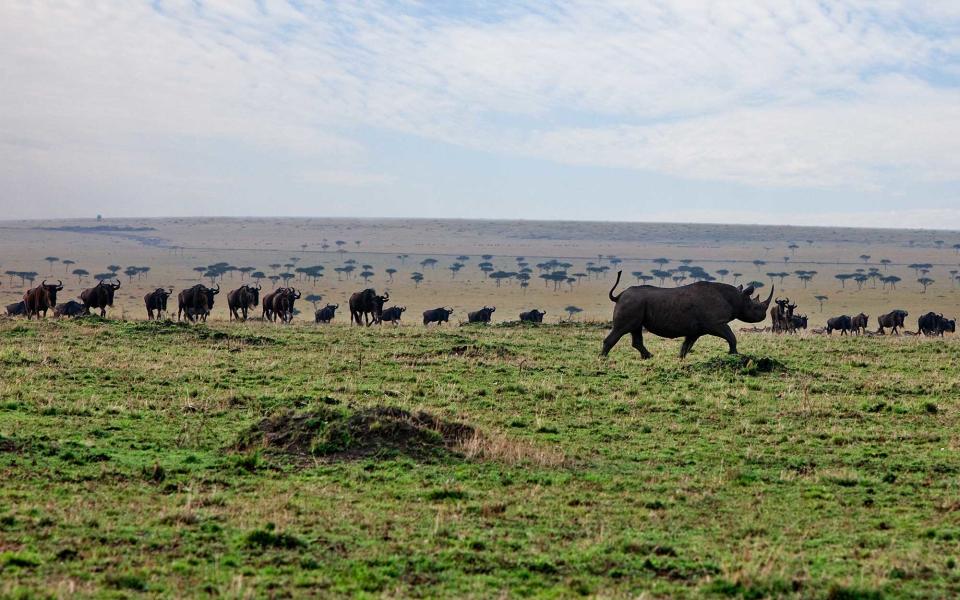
[[56, 280, 63, 290], [42, 279, 48, 287], [113, 279, 121, 289], [212, 284, 220, 294], [254, 282, 261, 290]]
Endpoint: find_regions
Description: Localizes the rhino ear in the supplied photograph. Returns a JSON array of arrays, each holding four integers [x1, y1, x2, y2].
[[742, 286, 755, 297]]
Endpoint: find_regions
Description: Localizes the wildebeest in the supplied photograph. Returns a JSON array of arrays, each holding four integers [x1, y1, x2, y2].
[[349, 289, 389, 326], [80, 279, 121, 317], [227, 283, 261, 321], [790, 314, 808, 331], [851, 313, 869, 335], [423, 307, 454, 326], [379, 306, 406, 325], [467, 306, 496, 324], [6, 301, 26, 316], [826, 315, 852, 335], [274, 288, 301, 323], [770, 298, 796, 333], [877, 309, 908, 335], [23, 280, 63, 319], [917, 312, 956, 336], [601, 271, 772, 359], [54, 300, 90, 318], [314, 303, 339, 324], [178, 284, 214, 322], [519, 309, 547, 323], [144, 288, 173, 320]]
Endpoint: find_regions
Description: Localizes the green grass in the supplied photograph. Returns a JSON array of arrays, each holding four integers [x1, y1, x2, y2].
[[0, 318, 958, 597]]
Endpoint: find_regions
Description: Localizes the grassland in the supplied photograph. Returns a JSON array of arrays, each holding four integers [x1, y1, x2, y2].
[[1, 317, 958, 598]]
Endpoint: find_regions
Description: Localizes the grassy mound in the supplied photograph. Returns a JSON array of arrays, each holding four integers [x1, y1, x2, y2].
[[237, 406, 475, 460], [695, 353, 786, 374]]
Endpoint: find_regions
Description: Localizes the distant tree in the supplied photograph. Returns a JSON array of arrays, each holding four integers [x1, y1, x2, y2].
[[360, 270, 374, 283], [652, 257, 670, 268], [572, 272, 587, 285], [193, 266, 206, 279], [269, 263, 281, 273], [835, 273, 854, 288], [410, 272, 424, 288], [934, 240, 944, 249], [251, 271, 266, 285], [953, 243, 960, 255], [478, 262, 494, 278], [385, 268, 397, 282], [458, 255, 471, 262], [881, 275, 901, 290], [732, 272, 742, 284], [918, 277, 934, 293], [420, 258, 438, 270], [859, 254, 871, 264], [565, 305, 583, 320], [716, 269, 729, 281], [397, 254, 409, 265], [238, 266, 254, 280], [482, 254, 493, 261], [124, 266, 138, 282], [449, 263, 463, 278], [490, 271, 516, 288], [788, 243, 799, 255], [814, 295, 828, 312], [631, 271, 644, 283], [61, 259, 75, 273], [747, 280, 765, 289], [880, 258, 892, 270], [752, 259, 766, 270], [853, 274, 868, 290], [305, 294, 323, 309], [783, 256, 790, 264], [72, 268, 89, 284], [268, 275, 280, 288], [335, 241, 346, 250], [652, 269, 671, 286], [94, 272, 114, 282], [44, 257, 59, 273], [107, 265, 121, 275]]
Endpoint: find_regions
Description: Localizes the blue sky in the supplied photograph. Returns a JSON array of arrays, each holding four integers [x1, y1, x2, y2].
[[1, 1, 959, 227]]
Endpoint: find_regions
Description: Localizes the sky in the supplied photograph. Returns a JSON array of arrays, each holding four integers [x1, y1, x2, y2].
[[1, 1, 959, 228]]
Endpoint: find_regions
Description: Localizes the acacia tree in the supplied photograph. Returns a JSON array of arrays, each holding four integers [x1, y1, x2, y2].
[[410, 272, 424, 288], [72, 268, 89, 284], [918, 277, 934, 293], [716, 269, 729, 281], [385, 268, 397, 282], [44, 257, 59, 274], [565, 305, 583, 320], [814, 295, 828, 312], [61, 259, 75, 274]]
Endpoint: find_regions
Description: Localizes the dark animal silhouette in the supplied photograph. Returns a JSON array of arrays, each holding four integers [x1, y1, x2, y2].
[[826, 315, 852, 335], [178, 284, 213, 322], [423, 307, 454, 326], [790, 314, 808, 331], [770, 298, 789, 333], [349, 289, 388, 326], [80, 279, 120, 317], [379, 306, 406, 325], [6, 301, 26, 316], [917, 312, 955, 336], [877, 309, 908, 335], [519, 309, 547, 323], [467, 306, 496, 323], [54, 300, 89, 318], [274, 288, 301, 323], [601, 271, 772, 359], [144, 288, 173, 320], [850, 313, 869, 335], [227, 283, 261, 321], [314, 303, 339, 323], [23, 280, 63, 319], [261, 288, 282, 322]]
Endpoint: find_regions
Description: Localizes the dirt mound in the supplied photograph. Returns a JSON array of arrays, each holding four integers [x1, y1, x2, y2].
[[696, 354, 786, 375], [237, 406, 476, 461]]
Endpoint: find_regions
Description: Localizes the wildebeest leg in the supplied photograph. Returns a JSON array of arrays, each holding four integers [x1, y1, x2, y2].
[[600, 327, 629, 356], [630, 330, 653, 359], [678, 335, 700, 359]]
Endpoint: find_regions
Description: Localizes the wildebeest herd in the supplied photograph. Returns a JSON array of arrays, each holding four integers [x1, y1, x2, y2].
[[3, 274, 955, 360]]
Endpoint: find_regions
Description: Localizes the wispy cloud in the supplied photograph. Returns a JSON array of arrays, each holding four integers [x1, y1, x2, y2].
[[0, 1, 958, 219]]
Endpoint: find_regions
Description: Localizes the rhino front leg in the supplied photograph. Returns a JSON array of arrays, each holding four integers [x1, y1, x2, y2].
[[710, 323, 738, 354], [630, 330, 653, 359]]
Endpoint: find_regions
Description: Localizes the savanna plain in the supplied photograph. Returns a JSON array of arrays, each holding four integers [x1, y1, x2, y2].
[[0, 218, 958, 598]]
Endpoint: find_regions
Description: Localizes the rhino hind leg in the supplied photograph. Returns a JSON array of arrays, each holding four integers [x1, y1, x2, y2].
[[630, 330, 653, 359], [600, 327, 628, 356], [679, 335, 700, 359]]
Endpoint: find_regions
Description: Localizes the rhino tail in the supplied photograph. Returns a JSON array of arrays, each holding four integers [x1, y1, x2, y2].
[[608, 270, 624, 303]]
